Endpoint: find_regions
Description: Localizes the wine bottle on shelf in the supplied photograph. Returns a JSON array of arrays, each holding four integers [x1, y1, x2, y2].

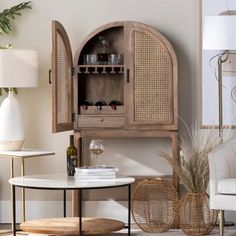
[[109, 100, 122, 110], [95, 100, 107, 110], [66, 135, 78, 176], [80, 100, 93, 110]]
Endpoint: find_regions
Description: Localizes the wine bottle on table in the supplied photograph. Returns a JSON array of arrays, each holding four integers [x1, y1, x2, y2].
[[67, 135, 77, 176]]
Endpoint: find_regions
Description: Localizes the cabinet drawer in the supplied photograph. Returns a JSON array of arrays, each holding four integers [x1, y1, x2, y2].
[[78, 115, 124, 128]]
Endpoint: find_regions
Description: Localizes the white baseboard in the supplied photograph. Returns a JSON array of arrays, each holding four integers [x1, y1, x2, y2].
[[0, 200, 129, 224]]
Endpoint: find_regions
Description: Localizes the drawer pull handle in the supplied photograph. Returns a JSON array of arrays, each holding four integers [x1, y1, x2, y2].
[[49, 69, 52, 84], [126, 69, 130, 83], [100, 119, 104, 122]]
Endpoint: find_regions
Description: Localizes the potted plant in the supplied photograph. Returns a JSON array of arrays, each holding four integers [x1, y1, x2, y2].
[[157, 127, 222, 235]]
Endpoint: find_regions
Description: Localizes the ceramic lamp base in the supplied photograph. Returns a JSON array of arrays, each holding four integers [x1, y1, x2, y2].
[[0, 91, 25, 150], [0, 140, 24, 151]]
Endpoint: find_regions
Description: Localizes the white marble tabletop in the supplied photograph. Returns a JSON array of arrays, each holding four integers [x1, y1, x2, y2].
[[0, 149, 55, 158], [9, 173, 135, 189]]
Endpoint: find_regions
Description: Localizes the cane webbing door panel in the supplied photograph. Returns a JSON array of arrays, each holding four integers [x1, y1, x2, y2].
[[52, 21, 74, 133], [125, 25, 177, 129]]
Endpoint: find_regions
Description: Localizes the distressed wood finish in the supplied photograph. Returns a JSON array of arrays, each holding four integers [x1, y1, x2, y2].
[[51, 21, 179, 216], [52, 21, 74, 133], [78, 115, 124, 128], [124, 22, 178, 130], [20, 217, 125, 235]]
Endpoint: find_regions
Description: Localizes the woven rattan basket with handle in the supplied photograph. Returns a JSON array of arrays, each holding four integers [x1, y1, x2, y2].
[[131, 178, 179, 233]]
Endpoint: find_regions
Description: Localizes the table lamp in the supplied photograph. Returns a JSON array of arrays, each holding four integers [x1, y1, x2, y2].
[[203, 15, 236, 139], [0, 49, 38, 150]]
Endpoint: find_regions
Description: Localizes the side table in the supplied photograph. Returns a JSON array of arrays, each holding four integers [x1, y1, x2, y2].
[[0, 149, 55, 228]]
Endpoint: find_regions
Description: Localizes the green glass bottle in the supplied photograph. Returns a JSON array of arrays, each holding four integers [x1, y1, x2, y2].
[[67, 135, 77, 176]]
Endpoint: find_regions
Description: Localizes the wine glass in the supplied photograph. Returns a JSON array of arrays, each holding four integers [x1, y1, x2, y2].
[[89, 140, 104, 166]]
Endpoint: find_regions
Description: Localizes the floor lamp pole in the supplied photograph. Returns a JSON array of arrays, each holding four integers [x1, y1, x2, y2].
[[218, 52, 228, 142], [217, 51, 234, 227]]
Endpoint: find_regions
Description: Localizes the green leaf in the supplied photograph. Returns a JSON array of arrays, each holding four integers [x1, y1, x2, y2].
[[0, 1, 32, 35]]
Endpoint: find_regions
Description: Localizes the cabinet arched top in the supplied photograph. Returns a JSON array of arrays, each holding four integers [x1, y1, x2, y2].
[[74, 21, 177, 66]]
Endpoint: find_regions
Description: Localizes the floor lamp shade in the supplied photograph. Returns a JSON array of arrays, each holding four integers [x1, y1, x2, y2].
[[203, 16, 236, 50], [0, 49, 38, 150]]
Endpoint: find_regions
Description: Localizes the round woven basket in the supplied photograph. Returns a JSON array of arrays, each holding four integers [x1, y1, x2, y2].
[[131, 178, 179, 233], [178, 192, 218, 236]]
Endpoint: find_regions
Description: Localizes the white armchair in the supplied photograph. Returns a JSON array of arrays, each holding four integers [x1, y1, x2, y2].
[[208, 137, 236, 236]]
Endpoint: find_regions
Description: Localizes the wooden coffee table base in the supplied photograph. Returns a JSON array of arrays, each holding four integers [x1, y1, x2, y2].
[[20, 217, 125, 235]]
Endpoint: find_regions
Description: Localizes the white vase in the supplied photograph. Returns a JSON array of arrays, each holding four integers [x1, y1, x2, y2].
[[0, 91, 24, 150]]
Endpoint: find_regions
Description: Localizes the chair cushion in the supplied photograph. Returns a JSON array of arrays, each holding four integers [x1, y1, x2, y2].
[[218, 178, 236, 194]]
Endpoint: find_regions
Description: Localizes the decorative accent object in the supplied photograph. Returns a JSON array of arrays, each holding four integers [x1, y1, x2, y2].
[[66, 135, 77, 176], [178, 192, 218, 236], [203, 15, 236, 137], [89, 140, 104, 165], [0, 1, 31, 36], [131, 178, 178, 233], [157, 128, 222, 235], [0, 49, 38, 150]]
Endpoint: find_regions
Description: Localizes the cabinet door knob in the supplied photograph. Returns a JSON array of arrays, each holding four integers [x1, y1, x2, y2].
[[126, 69, 130, 83]]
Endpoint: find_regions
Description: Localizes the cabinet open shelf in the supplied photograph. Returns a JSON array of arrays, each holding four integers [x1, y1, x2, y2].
[[80, 105, 124, 115], [77, 65, 124, 74]]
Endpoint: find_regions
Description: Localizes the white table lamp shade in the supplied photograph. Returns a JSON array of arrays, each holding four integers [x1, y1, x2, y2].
[[203, 16, 236, 50], [0, 49, 38, 87], [0, 49, 38, 150]]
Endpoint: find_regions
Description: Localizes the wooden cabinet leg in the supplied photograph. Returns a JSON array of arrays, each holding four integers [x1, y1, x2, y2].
[[171, 132, 179, 193], [72, 190, 79, 217]]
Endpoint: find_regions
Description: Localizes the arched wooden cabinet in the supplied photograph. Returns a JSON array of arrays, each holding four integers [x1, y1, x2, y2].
[[51, 20, 179, 212]]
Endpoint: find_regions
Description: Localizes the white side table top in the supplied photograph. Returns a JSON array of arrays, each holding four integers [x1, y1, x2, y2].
[[0, 149, 55, 158], [9, 173, 135, 189]]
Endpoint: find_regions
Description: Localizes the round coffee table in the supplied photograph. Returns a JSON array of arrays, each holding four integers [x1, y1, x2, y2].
[[9, 173, 135, 236]]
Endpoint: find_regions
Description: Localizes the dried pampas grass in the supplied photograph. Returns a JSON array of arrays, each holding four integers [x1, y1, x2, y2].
[[157, 123, 224, 193]]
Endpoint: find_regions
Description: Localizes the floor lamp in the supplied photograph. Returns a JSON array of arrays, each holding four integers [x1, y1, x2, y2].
[[203, 16, 236, 138], [0, 49, 38, 150], [203, 15, 236, 227]]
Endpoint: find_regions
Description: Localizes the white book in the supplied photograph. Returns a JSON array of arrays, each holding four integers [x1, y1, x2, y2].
[[75, 166, 119, 173], [75, 178, 116, 182], [74, 174, 116, 179], [76, 171, 116, 176]]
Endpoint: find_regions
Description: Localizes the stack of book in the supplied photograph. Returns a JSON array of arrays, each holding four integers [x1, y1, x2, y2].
[[74, 166, 119, 181]]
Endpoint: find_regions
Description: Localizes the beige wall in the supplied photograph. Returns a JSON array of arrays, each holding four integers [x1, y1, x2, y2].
[[0, 0, 198, 201]]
